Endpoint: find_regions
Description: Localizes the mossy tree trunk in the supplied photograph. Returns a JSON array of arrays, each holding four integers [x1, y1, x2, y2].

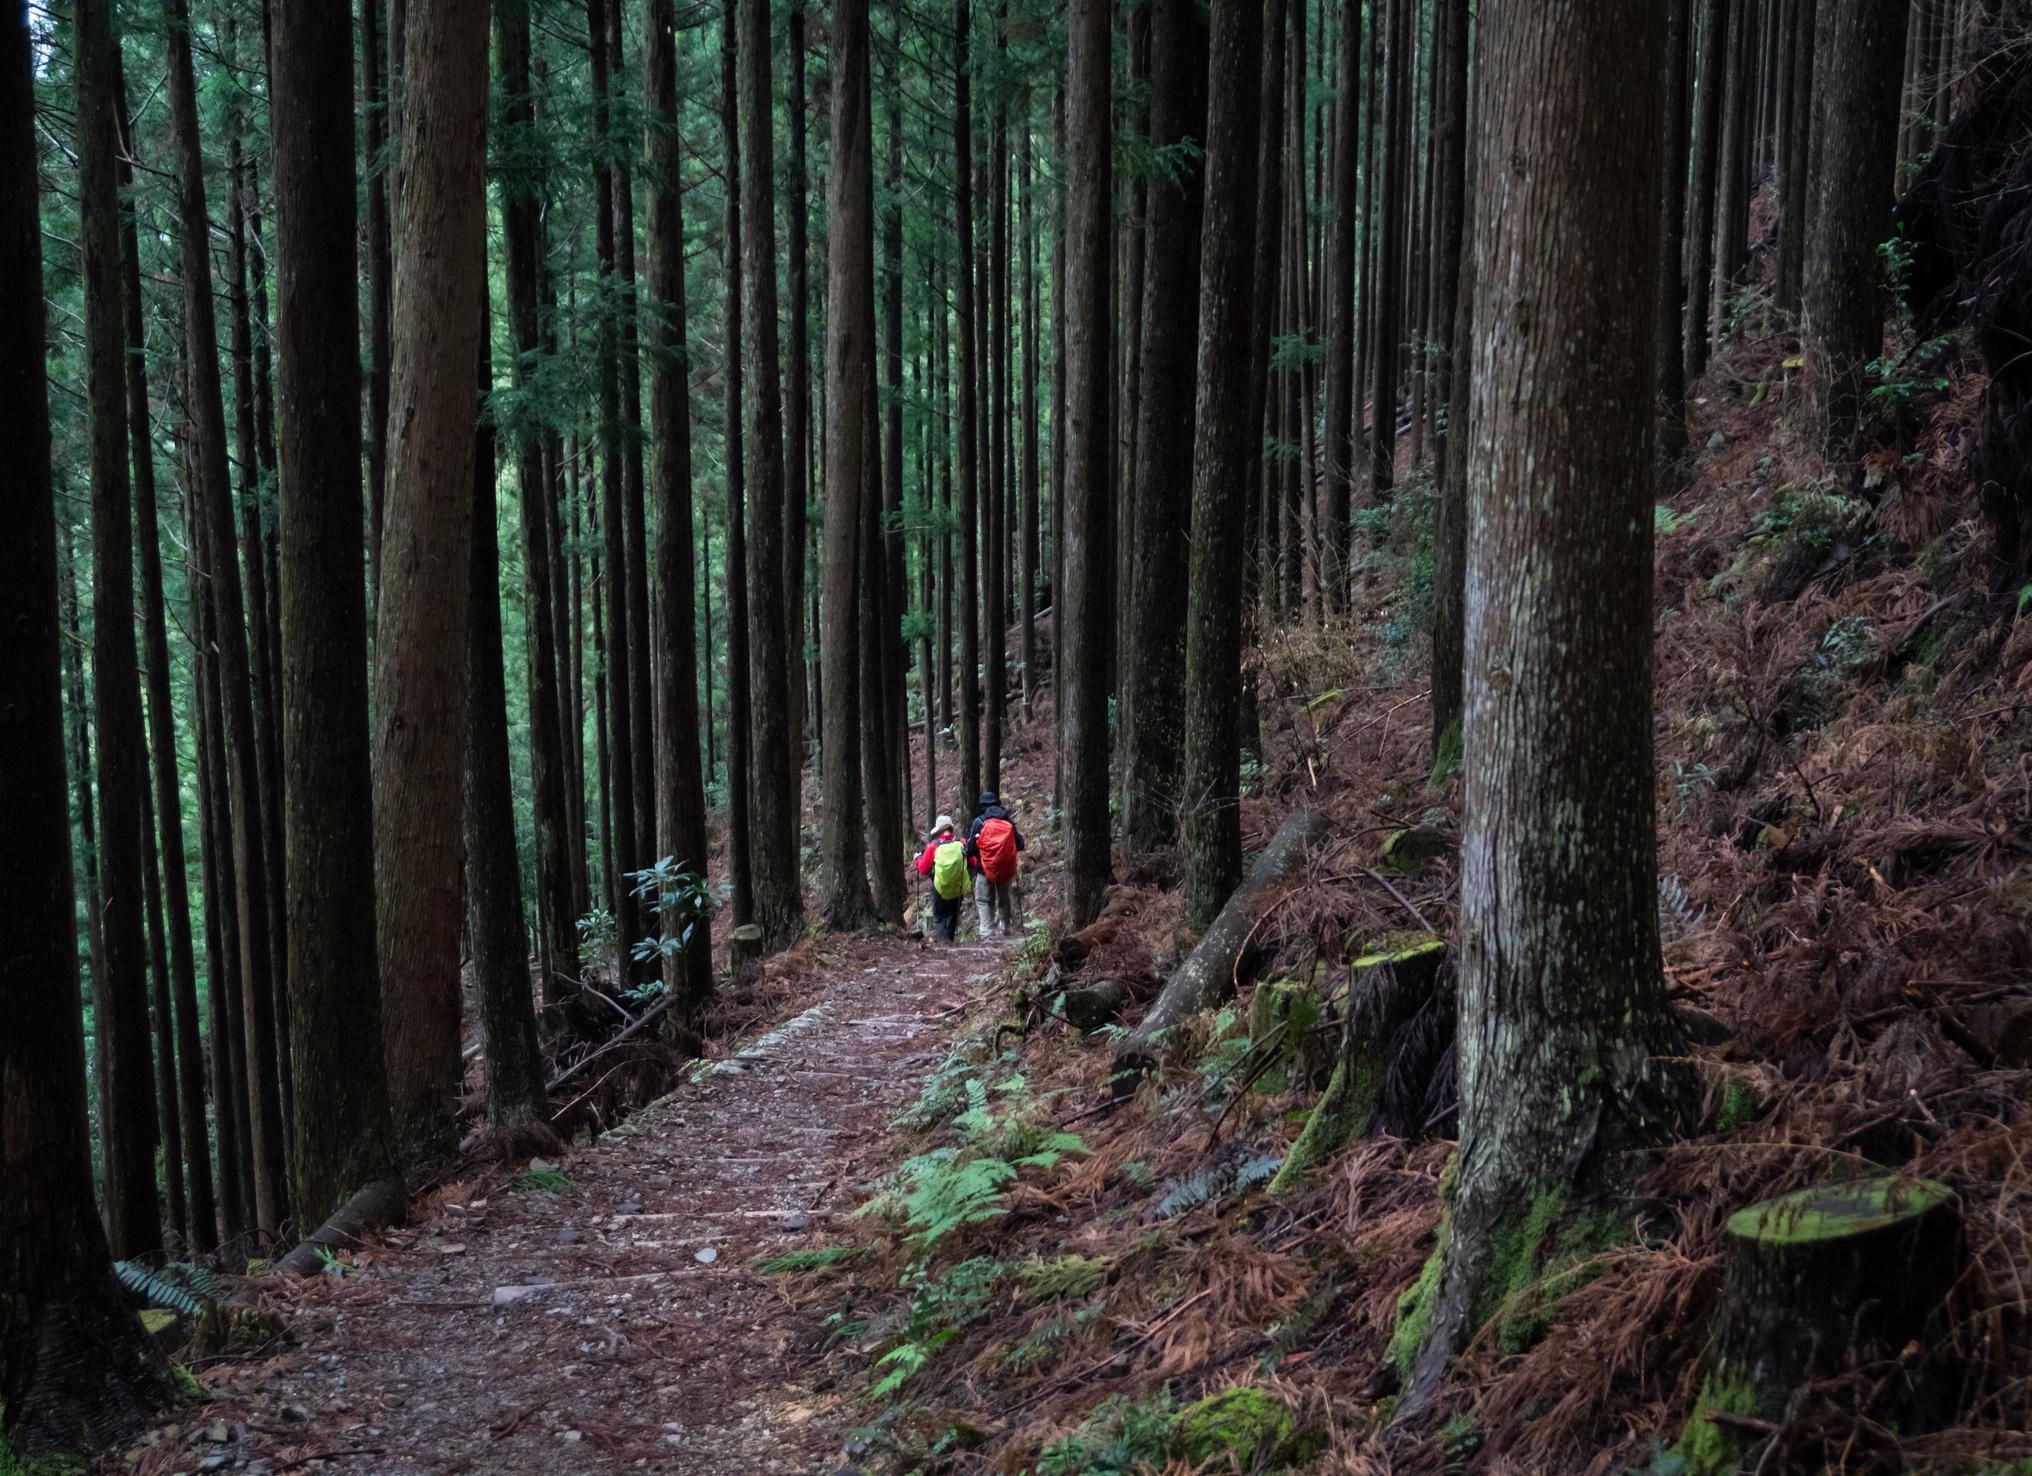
[[1400, 0, 1689, 1413]]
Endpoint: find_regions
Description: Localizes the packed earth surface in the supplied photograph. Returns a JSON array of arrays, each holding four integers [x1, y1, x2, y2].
[[130, 935, 1012, 1476]]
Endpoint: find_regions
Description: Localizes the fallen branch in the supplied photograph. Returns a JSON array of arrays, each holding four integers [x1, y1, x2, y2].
[[275, 1176, 408, 1277], [545, 992, 677, 1094], [1111, 805, 1328, 1088]]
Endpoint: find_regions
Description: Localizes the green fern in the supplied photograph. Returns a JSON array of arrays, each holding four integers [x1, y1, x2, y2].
[[752, 1246, 858, 1274], [113, 1260, 217, 1317]]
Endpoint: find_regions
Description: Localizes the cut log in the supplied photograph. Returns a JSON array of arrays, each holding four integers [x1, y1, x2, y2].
[[1062, 978, 1127, 1033], [1268, 936, 1445, 1194], [727, 923, 766, 973], [1681, 1176, 1960, 1469], [1111, 806, 1327, 1088], [274, 1175, 408, 1276]]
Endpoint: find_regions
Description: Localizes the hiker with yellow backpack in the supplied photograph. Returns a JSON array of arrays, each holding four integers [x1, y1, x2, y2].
[[914, 815, 970, 943], [965, 791, 1025, 937]]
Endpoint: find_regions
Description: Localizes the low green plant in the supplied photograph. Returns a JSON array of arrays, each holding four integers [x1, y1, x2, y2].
[[506, 1164, 571, 1194], [1036, 1391, 1178, 1476], [626, 856, 715, 981], [752, 1245, 858, 1274], [1748, 483, 1865, 559]]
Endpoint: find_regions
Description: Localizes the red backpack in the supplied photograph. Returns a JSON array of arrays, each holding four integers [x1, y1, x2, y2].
[[975, 817, 1019, 884]]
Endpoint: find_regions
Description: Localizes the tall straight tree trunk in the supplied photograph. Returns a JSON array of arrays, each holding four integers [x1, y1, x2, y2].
[[1430, 0, 1470, 488], [607, 0, 655, 870], [1321, 0, 1360, 605], [720, 14, 755, 928], [1369, 0, 1410, 499], [954, 0, 983, 826], [122, 117, 217, 1247], [165, 0, 286, 1238], [878, 43, 910, 905], [985, 82, 1009, 799], [497, 0, 576, 1005], [272, 0, 403, 1229], [1656, 0, 1695, 462], [1124, 0, 1209, 856], [1020, 117, 1041, 718], [736, 0, 806, 948], [937, 262, 954, 734], [141, 784, 187, 1246], [1245, 0, 1288, 609], [821, 0, 878, 931], [786, 5, 812, 755], [1401, 0, 1687, 1408], [1685, 0, 1731, 380], [1713, 0, 1755, 325], [1061, 0, 1115, 931], [193, 565, 252, 1244], [374, 0, 489, 1168], [860, 295, 906, 923], [1803, 0, 1908, 451], [76, 0, 160, 1259], [364, 0, 393, 605], [1181, 0, 1263, 931], [646, 0, 713, 1012], [588, 0, 640, 971], [465, 315, 548, 1133], [1, 4, 174, 1433]]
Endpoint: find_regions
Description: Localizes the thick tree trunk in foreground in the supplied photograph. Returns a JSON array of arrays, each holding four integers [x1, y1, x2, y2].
[[1401, 0, 1688, 1411], [78, 0, 160, 1259], [165, 0, 286, 1237], [1181, 0, 1264, 930], [1803, 0, 1908, 452], [737, 0, 806, 948], [272, 0, 403, 1230], [0, 12, 173, 1443], [646, 0, 713, 1013], [1060, 0, 1115, 931], [375, 0, 489, 1168], [820, 0, 878, 931], [1123, 0, 1208, 856]]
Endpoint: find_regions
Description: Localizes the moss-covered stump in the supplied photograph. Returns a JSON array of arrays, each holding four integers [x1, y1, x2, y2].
[[1679, 1176, 1960, 1472], [1171, 1386, 1319, 1472], [1380, 825, 1447, 876], [1062, 977, 1126, 1033], [1268, 937, 1445, 1195]]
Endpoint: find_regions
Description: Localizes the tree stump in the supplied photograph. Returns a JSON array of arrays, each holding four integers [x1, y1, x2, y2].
[[1682, 1176, 1961, 1468], [726, 924, 766, 975], [1268, 936, 1445, 1194]]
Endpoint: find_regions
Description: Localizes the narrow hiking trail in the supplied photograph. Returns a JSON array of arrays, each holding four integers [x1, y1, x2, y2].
[[144, 935, 1010, 1476]]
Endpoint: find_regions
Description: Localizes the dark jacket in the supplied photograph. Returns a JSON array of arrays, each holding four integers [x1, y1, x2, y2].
[[964, 792, 1025, 859]]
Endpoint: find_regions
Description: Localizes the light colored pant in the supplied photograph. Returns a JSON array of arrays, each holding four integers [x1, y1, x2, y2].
[[975, 874, 1019, 936]]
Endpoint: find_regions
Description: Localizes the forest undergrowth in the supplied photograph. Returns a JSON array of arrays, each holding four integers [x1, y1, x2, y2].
[[767, 316, 2032, 1476]]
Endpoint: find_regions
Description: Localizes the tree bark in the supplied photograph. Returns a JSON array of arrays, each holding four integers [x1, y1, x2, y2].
[[821, 0, 879, 931], [1123, 0, 1208, 857], [1400, 0, 1688, 1411], [786, 5, 812, 754], [1368, 0, 1410, 500], [646, 0, 713, 1014], [954, 0, 983, 827], [1803, 0, 1908, 452], [1, 7, 174, 1437], [1657, 0, 1695, 463], [720, 14, 755, 929], [1181, 0, 1264, 930], [736, 0, 806, 948], [374, 0, 489, 1168], [166, 0, 287, 1238], [364, 0, 393, 605], [1685, 0, 1731, 381], [1061, 0, 1115, 931], [77, 0, 160, 1259], [272, 0, 405, 1230], [1320, 0, 1361, 604]]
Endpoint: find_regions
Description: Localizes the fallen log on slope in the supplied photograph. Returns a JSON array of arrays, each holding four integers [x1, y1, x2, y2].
[[1110, 805, 1328, 1091], [275, 1175, 409, 1277]]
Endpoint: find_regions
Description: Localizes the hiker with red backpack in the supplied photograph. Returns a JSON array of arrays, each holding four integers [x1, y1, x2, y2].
[[964, 791, 1025, 937], [913, 815, 968, 943]]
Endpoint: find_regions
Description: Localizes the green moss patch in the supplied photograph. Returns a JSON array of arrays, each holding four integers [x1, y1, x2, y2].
[[1673, 1373, 1760, 1476], [1171, 1386, 1319, 1471], [1725, 1177, 1951, 1246]]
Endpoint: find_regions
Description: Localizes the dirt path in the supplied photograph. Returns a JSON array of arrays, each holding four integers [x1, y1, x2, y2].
[[158, 935, 1006, 1476]]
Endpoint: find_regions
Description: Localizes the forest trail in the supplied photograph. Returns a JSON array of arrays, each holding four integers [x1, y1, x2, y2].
[[163, 934, 1010, 1476]]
